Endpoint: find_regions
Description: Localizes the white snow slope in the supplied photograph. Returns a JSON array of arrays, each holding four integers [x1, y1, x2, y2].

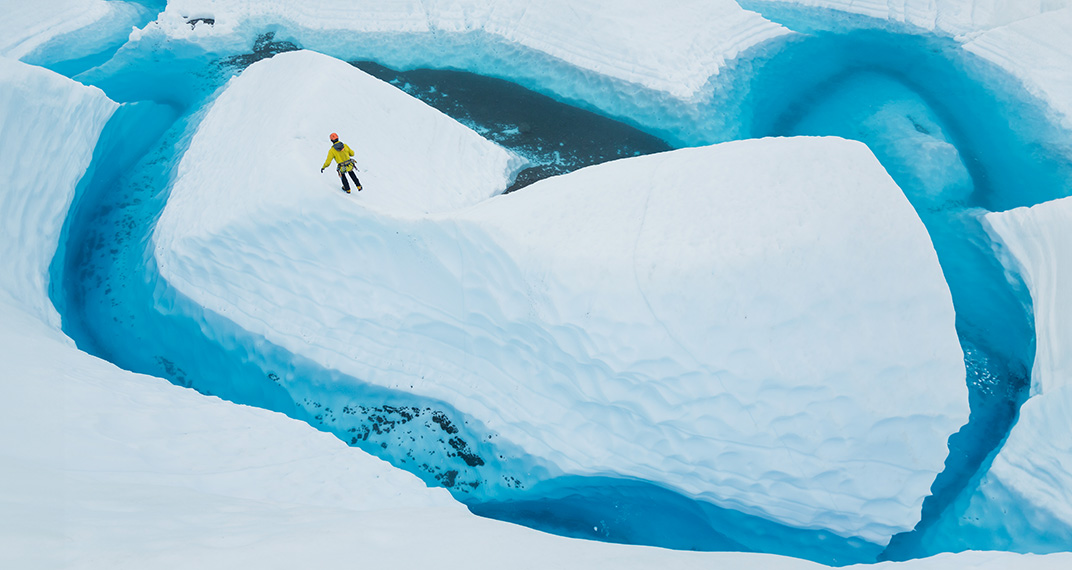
[[154, 49, 968, 544]]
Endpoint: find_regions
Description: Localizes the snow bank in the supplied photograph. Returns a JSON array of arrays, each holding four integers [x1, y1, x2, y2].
[[964, 199, 1072, 544], [134, 0, 787, 100], [155, 49, 969, 543], [0, 0, 146, 62], [747, 0, 1072, 38], [0, 56, 116, 327]]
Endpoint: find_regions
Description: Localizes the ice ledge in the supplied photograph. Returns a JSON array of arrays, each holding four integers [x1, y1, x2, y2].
[[0, 0, 146, 62], [133, 0, 788, 100]]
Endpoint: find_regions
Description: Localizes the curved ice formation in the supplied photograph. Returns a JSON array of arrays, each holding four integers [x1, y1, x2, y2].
[[154, 49, 969, 543], [136, 0, 787, 101], [928, 200, 1072, 551]]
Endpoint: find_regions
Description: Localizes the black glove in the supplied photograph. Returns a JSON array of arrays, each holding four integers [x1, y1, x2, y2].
[[320, 167, 325, 173]]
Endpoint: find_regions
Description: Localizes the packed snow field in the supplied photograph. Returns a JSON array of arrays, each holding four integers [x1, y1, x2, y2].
[[2, 0, 1072, 567]]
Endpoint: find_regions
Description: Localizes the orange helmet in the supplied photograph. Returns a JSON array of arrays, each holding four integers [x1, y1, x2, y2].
[[329, 132, 339, 142]]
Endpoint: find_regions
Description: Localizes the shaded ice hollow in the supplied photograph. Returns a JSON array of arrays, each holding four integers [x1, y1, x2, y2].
[[154, 49, 968, 544]]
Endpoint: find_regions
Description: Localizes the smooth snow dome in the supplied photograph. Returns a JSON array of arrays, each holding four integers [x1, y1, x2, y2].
[[154, 49, 968, 543]]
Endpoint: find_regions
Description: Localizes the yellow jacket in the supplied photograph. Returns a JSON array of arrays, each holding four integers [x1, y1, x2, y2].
[[323, 142, 355, 171]]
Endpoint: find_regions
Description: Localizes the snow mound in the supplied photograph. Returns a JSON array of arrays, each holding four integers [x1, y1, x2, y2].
[[0, 56, 116, 326], [0, 0, 146, 62], [964, 199, 1072, 545], [134, 0, 787, 100], [159, 50, 521, 241], [155, 49, 969, 543]]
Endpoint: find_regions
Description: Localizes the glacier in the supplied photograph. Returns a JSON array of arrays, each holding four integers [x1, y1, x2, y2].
[[154, 48, 968, 548], [3, 0, 1072, 567]]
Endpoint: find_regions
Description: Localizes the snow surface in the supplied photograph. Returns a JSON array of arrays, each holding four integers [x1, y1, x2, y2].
[[135, 0, 788, 100], [154, 49, 969, 544], [0, 0, 146, 62]]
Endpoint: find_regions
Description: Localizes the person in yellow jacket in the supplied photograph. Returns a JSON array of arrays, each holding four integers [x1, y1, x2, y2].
[[321, 132, 362, 193]]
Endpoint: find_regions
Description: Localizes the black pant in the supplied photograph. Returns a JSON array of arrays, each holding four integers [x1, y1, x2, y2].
[[339, 168, 361, 191]]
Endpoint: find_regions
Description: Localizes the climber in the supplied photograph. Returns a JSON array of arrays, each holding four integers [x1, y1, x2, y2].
[[321, 132, 362, 194]]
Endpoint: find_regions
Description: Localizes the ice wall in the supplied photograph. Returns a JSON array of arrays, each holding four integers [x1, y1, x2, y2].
[[955, 200, 1072, 548], [154, 49, 969, 543], [0, 56, 116, 327], [0, 0, 146, 63]]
